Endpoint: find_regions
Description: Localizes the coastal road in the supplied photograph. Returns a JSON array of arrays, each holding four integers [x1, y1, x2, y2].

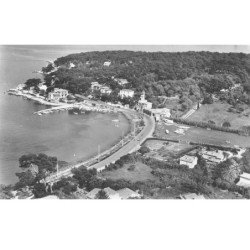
[[46, 112, 155, 183], [88, 113, 155, 171]]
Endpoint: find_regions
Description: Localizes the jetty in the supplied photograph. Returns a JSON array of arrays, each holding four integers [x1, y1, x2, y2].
[[34, 104, 75, 115], [34, 102, 119, 115]]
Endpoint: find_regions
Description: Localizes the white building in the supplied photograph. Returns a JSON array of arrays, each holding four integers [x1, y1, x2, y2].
[[38, 84, 47, 92], [115, 78, 128, 86], [116, 188, 141, 199], [119, 89, 134, 99], [69, 62, 76, 69], [103, 61, 111, 67], [91, 82, 102, 91], [180, 155, 198, 169], [236, 172, 250, 188], [179, 193, 205, 199], [150, 108, 171, 118], [48, 88, 68, 102], [201, 149, 225, 163], [100, 86, 112, 95], [138, 91, 152, 110]]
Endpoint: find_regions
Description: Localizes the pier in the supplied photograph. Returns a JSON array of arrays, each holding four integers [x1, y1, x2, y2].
[[34, 104, 76, 115], [34, 102, 119, 115]]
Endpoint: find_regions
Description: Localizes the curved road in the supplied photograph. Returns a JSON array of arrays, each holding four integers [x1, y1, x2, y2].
[[88, 113, 155, 171], [46, 112, 155, 183]]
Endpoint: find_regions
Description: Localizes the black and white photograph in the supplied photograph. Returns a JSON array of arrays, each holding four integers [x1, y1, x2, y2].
[[1, 45, 250, 200], [1, 0, 250, 250]]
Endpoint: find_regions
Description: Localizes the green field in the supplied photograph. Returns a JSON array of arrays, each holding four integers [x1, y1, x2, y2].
[[154, 122, 250, 148], [188, 102, 250, 130], [145, 140, 194, 160], [100, 162, 157, 182]]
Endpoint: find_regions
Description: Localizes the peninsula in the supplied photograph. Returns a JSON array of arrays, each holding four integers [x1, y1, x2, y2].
[[2, 50, 250, 200]]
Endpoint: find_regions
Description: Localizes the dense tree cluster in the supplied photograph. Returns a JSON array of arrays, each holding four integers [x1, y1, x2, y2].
[[38, 50, 250, 109], [15, 153, 57, 189], [19, 153, 57, 172], [23, 78, 42, 93]]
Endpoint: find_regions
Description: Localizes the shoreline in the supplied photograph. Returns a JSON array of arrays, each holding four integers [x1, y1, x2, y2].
[[66, 112, 133, 166], [57, 110, 137, 171], [6, 88, 139, 184], [7, 89, 64, 106]]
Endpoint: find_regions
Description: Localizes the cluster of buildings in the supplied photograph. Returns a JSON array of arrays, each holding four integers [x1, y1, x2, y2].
[[91, 82, 112, 95], [179, 148, 228, 169], [90, 81, 136, 99]]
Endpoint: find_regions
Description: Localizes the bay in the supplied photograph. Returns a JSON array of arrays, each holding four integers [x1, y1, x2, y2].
[[0, 45, 130, 185]]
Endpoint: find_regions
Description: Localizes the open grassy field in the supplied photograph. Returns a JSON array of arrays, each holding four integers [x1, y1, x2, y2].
[[145, 140, 194, 160], [188, 102, 250, 130], [154, 122, 250, 148], [100, 162, 157, 182]]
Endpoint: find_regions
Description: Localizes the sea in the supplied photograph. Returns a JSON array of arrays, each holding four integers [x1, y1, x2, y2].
[[0, 45, 130, 185]]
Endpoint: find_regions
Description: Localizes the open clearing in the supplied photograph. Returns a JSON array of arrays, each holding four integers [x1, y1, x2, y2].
[[100, 162, 157, 182], [154, 123, 250, 148], [145, 140, 194, 160], [188, 102, 250, 130]]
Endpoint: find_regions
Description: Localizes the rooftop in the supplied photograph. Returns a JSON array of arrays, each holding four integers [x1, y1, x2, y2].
[[180, 193, 205, 199], [120, 89, 134, 93], [116, 188, 141, 199], [180, 155, 197, 164], [86, 188, 101, 199], [103, 187, 120, 199], [236, 172, 250, 188], [202, 150, 224, 160]]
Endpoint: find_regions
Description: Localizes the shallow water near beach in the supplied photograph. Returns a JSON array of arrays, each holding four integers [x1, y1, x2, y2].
[[0, 46, 130, 185]]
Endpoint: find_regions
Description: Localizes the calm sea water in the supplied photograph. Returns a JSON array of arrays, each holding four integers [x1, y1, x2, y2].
[[0, 45, 130, 185]]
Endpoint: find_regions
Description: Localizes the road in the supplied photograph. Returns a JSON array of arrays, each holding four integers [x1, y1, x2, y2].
[[46, 112, 155, 183], [88, 113, 155, 171]]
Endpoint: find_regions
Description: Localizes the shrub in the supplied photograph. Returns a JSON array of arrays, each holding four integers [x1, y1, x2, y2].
[[127, 165, 136, 171], [139, 145, 150, 155], [222, 121, 231, 128]]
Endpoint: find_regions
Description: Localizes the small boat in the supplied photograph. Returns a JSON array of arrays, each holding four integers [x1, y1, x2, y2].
[[165, 129, 169, 134], [38, 113, 42, 116], [73, 112, 78, 115]]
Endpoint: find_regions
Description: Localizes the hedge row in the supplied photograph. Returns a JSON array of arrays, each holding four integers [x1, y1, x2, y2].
[[173, 118, 246, 135]]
